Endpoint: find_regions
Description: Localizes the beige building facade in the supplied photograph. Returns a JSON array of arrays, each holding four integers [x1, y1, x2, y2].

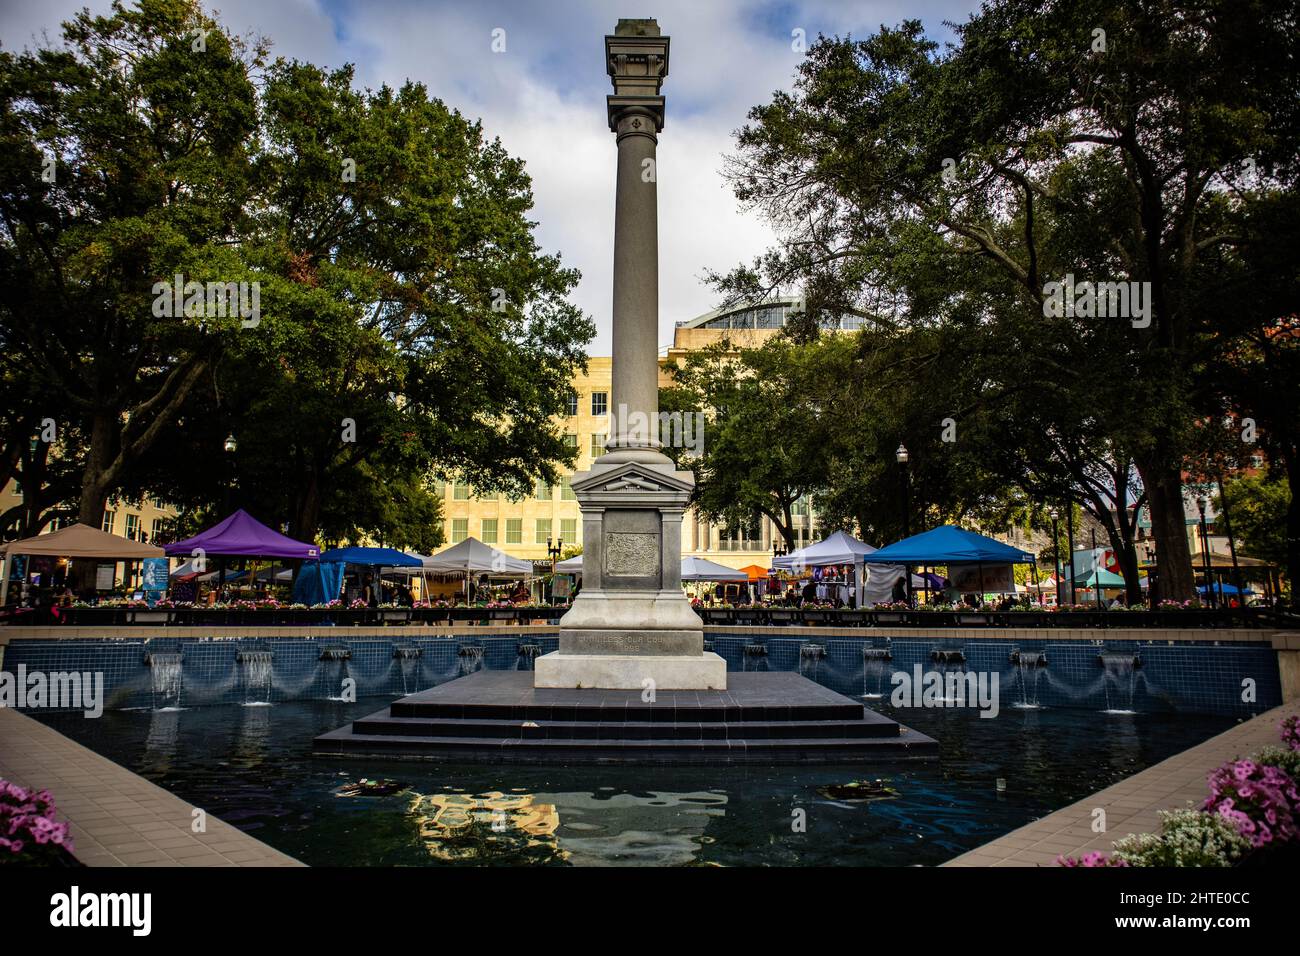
[[440, 300, 829, 571]]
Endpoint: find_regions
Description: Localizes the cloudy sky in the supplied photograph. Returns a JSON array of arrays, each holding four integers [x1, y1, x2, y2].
[[1, 0, 978, 354]]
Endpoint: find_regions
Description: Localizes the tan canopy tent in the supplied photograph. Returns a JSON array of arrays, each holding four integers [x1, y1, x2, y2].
[[0, 523, 164, 604]]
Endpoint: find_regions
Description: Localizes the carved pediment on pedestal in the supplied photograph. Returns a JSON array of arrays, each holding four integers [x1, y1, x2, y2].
[[571, 461, 694, 499]]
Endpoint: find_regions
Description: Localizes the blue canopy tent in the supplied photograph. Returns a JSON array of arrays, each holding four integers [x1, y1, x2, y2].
[[314, 546, 422, 605], [291, 560, 346, 606], [1198, 582, 1254, 596], [862, 525, 1037, 605], [318, 546, 422, 568]]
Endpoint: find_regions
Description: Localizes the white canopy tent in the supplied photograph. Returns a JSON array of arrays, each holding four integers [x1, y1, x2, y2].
[[421, 537, 533, 576], [389, 537, 534, 603], [681, 556, 750, 582], [769, 530, 913, 607], [554, 555, 583, 574]]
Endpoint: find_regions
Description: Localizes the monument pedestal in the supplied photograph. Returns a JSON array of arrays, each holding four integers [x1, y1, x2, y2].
[[542, 452, 723, 690], [534, 652, 726, 690]]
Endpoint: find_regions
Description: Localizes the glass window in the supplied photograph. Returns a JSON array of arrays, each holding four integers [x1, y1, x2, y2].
[[560, 518, 577, 543], [506, 518, 522, 544], [451, 518, 468, 543], [535, 480, 552, 501], [590, 433, 606, 458], [453, 483, 469, 500], [102, 510, 115, 534], [125, 514, 140, 540], [481, 518, 498, 544], [564, 392, 578, 416], [536, 519, 552, 544], [591, 392, 607, 416], [560, 478, 576, 501], [563, 432, 578, 450], [151, 518, 163, 542]]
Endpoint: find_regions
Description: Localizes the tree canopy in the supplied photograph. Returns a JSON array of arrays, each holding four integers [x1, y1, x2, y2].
[[0, 0, 593, 552]]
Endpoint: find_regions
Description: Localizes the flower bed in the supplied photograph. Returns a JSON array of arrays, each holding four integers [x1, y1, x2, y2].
[[1, 780, 76, 866], [30, 604, 1268, 629]]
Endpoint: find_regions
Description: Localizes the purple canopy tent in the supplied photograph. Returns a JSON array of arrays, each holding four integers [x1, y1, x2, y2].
[[164, 510, 320, 602], [164, 509, 319, 559]]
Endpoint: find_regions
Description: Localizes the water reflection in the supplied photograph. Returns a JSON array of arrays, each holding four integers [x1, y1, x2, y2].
[[35, 700, 1234, 867]]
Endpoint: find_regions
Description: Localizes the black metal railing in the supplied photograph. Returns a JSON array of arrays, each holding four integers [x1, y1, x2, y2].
[[7, 604, 1284, 630]]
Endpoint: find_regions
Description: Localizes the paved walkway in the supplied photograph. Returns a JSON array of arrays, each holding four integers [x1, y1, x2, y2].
[[0, 707, 301, 866], [945, 701, 1300, 866]]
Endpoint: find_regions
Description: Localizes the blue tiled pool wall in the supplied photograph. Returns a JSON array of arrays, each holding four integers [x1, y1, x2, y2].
[[707, 635, 1281, 718], [0, 634, 559, 711], [0, 634, 1281, 717]]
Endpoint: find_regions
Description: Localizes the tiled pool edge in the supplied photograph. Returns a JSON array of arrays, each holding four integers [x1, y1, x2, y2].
[[0, 706, 302, 867], [943, 700, 1300, 867]]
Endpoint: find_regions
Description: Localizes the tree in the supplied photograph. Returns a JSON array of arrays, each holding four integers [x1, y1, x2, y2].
[[1216, 472, 1292, 586], [0, 1, 593, 553], [0, 0, 262, 557], [712, 1, 1300, 599], [662, 338, 833, 549]]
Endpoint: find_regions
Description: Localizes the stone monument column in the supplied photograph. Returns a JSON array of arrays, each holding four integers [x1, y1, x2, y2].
[[534, 19, 725, 690]]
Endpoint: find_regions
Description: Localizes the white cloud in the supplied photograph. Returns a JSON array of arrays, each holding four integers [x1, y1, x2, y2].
[[1, 0, 978, 354]]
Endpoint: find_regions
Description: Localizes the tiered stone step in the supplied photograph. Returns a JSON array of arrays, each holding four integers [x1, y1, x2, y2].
[[315, 671, 938, 765]]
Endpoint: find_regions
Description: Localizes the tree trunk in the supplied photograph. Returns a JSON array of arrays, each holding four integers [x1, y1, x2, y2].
[[291, 467, 323, 545], [1138, 459, 1196, 601], [71, 413, 115, 591]]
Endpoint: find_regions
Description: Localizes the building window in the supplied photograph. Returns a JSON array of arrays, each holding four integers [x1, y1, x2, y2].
[[481, 518, 498, 544], [506, 519, 522, 545], [590, 433, 606, 458], [453, 483, 469, 500], [151, 518, 163, 542], [560, 518, 577, 543], [536, 519, 552, 544], [563, 432, 578, 450], [102, 510, 115, 534], [535, 480, 552, 501], [591, 392, 607, 416], [124, 514, 140, 541], [560, 477, 576, 501], [564, 392, 578, 416], [451, 518, 468, 543]]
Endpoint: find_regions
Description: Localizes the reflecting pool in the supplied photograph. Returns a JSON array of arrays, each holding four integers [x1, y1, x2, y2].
[[35, 697, 1235, 866]]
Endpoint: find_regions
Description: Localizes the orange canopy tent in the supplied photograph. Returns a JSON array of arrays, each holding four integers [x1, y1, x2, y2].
[[739, 564, 769, 581]]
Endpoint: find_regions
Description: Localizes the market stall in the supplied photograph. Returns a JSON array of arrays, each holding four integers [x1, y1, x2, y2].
[[0, 523, 165, 606]]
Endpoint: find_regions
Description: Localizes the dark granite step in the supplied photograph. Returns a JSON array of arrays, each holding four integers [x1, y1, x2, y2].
[[315, 671, 938, 765], [388, 670, 866, 723], [314, 725, 938, 765], [351, 712, 902, 740]]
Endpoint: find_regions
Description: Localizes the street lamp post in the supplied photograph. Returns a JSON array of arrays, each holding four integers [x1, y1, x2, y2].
[[546, 536, 563, 604], [1090, 528, 1103, 610], [1065, 503, 1076, 606], [895, 445, 910, 538], [1049, 507, 1060, 608], [896, 444, 912, 606], [223, 434, 237, 514], [1144, 544, 1156, 605], [1196, 496, 1215, 609]]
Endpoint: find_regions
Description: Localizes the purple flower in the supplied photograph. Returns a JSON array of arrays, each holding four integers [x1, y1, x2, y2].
[[1204, 760, 1300, 848]]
